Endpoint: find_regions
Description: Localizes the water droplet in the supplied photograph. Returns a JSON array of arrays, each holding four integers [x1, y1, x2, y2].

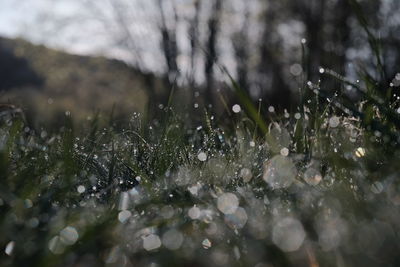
[[59, 226, 79, 245], [272, 217, 305, 252], [48, 236, 65, 254], [232, 104, 241, 113], [77, 185, 86, 194], [162, 229, 184, 250], [217, 193, 239, 214], [268, 106, 275, 113], [188, 206, 201, 219], [24, 199, 33, 208], [225, 207, 248, 229], [294, 113, 301, 120], [197, 152, 207, 162], [290, 64, 303, 76], [319, 67, 325, 74], [143, 234, 161, 251], [202, 238, 212, 249], [5, 241, 15, 256], [40, 131, 47, 139], [371, 181, 383, 194], [355, 147, 366, 157], [329, 116, 340, 128], [304, 168, 322, 186], [118, 210, 132, 223], [188, 183, 202, 196], [263, 155, 297, 189], [239, 168, 252, 182], [280, 147, 289, 157]]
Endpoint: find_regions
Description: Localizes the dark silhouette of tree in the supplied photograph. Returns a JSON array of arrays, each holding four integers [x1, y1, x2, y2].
[[232, 4, 250, 93], [257, 2, 292, 109], [0, 39, 43, 90], [157, 0, 179, 83], [204, 0, 222, 107], [188, 0, 201, 89]]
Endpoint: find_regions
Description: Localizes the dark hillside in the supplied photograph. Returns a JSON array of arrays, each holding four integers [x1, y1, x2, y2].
[[0, 37, 167, 127]]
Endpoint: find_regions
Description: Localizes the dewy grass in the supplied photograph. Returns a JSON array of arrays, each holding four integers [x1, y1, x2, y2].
[[1, 9, 400, 264], [1, 66, 400, 266]]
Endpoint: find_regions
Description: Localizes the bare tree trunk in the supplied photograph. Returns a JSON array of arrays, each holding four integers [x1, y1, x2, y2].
[[232, 5, 250, 92], [205, 0, 222, 108], [303, 0, 326, 81], [188, 0, 201, 89], [331, 0, 351, 75], [157, 0, 178, 83], [258, 3, 292, 109]]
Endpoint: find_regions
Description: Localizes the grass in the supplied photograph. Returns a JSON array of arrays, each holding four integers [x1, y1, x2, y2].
[[1, 66, 400, 266], [1, 8, 400, 266]]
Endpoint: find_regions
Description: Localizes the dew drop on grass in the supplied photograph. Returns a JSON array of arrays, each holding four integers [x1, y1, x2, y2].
[[263, 155, 296, 189], [355, 147, 366, 157], [268, 106, 275, 113], [59, 226, 79, 245], [319, 67, 325, 74], [118, 210, 132, 223], [304, 168, 322, 186], [280, 147, 289, 156], [197, 152, 207, 162], [162, 229, 184, 250], [24, 199, 33, 208], [294, 113, 301, 120], [329, 116, 340, 128], [272, 217, 305, 252], [77, 185, 85, 194], [188, 183, 202, 196], [188, 206, 201, 219], [48, 236, 65, 254], [143, 234, 161, 251], [239, 168, 252, 182], [5, 241, 15, 256], [371, 181, 384, 194], [225, 207, 248, 229], [232, 104, 241, 113], [202, 238, 212, 249], [217, 193, 239, 215], [290, 63, 302, 76]]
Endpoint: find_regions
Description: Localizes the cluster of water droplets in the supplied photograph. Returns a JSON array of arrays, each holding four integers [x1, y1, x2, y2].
[[2, 107, 400, 266]]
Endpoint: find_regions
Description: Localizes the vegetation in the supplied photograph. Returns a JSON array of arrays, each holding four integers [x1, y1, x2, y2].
[[1, 50, 400, 266], [1, 1, 400, 266]]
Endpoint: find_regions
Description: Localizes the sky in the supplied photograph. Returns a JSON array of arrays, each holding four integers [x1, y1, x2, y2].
[[0, 1, 166, 72], [0, 1, 28, 37], [0, 0, 248, 81], [0, 1, 95, 49]]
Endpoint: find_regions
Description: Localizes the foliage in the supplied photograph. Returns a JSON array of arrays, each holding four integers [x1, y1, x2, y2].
[[1, 61, 400, 266]]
